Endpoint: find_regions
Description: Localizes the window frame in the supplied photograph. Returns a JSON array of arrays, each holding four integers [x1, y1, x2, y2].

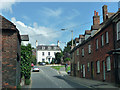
[[48, 52, 50, 56], [96, 39, 98, 50], [82, 48, 84, 57], [101, 34, 104, 46], [105, 31, 109, 44], [88, 44, 91, 54], [42, 52, 44, 56], [117, 21, 120, 40], [96, 60, 100, 73], [106, 56, 111, 71]]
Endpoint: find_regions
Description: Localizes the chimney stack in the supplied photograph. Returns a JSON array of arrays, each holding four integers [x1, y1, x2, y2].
[[57, 40, 60, 47], [93, 11, 100, 25], [102, 5, 108, 22]]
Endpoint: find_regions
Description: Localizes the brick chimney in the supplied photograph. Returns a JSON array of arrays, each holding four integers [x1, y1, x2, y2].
[[93, 10, 100, 25], [102, 5, 108, 22]]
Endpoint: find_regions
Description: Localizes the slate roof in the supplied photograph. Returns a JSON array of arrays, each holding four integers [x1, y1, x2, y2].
[[85, 30, 91, 35], [37, 45, 61, 51], [21, 35, 29, 41]]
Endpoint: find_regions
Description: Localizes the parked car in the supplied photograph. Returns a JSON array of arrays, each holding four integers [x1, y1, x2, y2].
[[40, 62, 46, 66], [32, 66, 40, 72]]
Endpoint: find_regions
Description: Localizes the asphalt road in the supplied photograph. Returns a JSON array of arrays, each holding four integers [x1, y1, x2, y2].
[[31, 66, 91, 89]]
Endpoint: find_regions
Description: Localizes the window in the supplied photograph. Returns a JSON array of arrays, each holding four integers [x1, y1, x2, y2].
[[77, 62, 80, 70], [48, 46, 51, 50], [42, 47, 45, 50], [82, 48, 84, 56], [48, 52, 50, 56], [88, 44, 91, 54], [42, 59, 45, 62], [96, 39, 98, 50], [42, 52, 44, 56], [96, 61, 100, 73], [54, 52, 56, 55], [117, 21, 120, 40], [106, 56, 111, 71], [87, 63, 90, 72], [77, 49, 79, 55], [101, 34, 104, 46], [105, 32, 109, 44]]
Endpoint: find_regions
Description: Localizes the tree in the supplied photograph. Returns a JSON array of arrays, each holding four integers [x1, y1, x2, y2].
[[21, 44, 32, 79], [64, 57, 71, 62], [55, 52, 63, 64], [31, 55, 37, 65]]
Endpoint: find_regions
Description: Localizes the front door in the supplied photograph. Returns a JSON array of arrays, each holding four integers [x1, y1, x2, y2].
[[103, 61, 105, 81], [91, 62, 94, 79], [83, 64, 85, 78]]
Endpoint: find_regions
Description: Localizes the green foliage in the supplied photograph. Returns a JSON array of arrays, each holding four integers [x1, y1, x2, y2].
[[25, 79, 31, 85], [64, 57, 71, 62], [31, 55, 37, 65], [55, 52, 63, 64], [21, 44, 32, 79]]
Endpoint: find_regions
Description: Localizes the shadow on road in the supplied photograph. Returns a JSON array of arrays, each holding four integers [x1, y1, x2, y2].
[[53, 75, 91, 89]]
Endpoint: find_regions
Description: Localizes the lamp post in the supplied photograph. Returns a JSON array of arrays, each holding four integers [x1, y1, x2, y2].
[[61, 29, 74, 50]]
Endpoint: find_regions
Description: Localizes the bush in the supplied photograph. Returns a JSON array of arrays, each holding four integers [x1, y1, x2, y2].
[[25, 79, 31, 85], [17, 85, 21, 90], [46, 62, 48, 64]]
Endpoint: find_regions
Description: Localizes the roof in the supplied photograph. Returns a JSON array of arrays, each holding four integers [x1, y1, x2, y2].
[[75, 38, 79, 43], [79, 35, 85, 39], [0, 15, 17, 30], [37, 45, 61, 51], [85, 30, 91, 35], [91, 25, 101, 30], [21, 35, 29, 41], [108, 13, 115, 18], [70, 9, 120, 54]]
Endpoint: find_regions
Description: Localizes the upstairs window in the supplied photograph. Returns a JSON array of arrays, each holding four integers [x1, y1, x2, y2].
[[101, 34, 104, 46], [117, 21, 120, 40], [77, 62, 80, 70], [82, 48, 84, 57], [96, 39, 98, 50], [105, 32, 109, 44], [42, 52, 44, 56], [88, 44, 91, 54], [106, 56, 111, 71], [48, 52, 50, 56]]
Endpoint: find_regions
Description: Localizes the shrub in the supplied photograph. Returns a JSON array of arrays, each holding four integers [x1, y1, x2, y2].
[[46, 62, 48, 64], [25, 79, 31, 85]]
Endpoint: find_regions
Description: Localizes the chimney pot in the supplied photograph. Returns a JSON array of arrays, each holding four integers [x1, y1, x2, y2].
[[96, 12, 98, 16], [94, 11, 96, 16]]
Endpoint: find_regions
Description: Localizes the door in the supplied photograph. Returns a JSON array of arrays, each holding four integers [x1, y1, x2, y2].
[[91, 62, 94, 79], [83, 64, 85, 78], [103, 61, 105, 81]]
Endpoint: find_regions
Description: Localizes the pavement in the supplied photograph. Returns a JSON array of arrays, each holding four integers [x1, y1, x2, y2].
[[58, 67, 120, 89]]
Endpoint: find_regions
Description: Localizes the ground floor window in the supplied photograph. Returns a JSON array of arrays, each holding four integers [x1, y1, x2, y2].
[[42, 58, 45, 62], [96, 60, 100, 73], [106, 56, 111, 71]]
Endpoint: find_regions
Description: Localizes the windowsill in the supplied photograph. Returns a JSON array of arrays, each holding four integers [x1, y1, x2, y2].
[[97, 72, 100, 74], [105, 43, 109, 45], [82, 56, 84, 57], [107, 70, 111, 72], [117, 39, 120, 42], [89, 52, 91, 54]]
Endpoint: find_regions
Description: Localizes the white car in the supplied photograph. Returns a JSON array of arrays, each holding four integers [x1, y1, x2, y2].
[[32, 66, 40, 72]]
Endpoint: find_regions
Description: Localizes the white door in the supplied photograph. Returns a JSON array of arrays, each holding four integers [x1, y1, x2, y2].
[[83, 65, 85, 78]]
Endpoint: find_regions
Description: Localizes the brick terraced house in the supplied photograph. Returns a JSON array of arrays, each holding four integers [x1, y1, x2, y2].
[[70, 5, 120, 84], [0, 15, 21, 88]]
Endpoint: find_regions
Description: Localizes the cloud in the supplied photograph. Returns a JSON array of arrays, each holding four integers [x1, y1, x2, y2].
[[0, 0, 17, 13], [11, 17, 61, 47], [40, 8, 62, 17]]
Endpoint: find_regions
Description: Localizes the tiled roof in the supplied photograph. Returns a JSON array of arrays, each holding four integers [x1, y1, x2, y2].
[[85, 30, 91, 35], [37, 45, 61, 51], [21, 35, 29, 41], [79, 35, 85, 39]]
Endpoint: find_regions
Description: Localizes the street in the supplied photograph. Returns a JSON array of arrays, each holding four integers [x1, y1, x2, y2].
[[31, 66, 90, 89]]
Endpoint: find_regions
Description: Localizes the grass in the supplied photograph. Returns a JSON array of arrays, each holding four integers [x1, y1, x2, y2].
[[51, 66, 64, 71]]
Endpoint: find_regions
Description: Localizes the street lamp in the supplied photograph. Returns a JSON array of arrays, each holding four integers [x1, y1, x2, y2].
[[61, 29, 74, 50]]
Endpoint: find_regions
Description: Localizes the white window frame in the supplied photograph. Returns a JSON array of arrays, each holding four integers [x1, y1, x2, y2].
[[96, 39, 98, 50], [88, 44, 91, 54], [42, 52, 44, 56], [97, 60, 100, 73], [77, 62, 80, 70], [82, 48, 84, 56], [117, 21, 120, 40], [106, 32, 109, 44], [106, 56, 111, 71], [48, 52, 50, 56], [101, 34, 104, 46]]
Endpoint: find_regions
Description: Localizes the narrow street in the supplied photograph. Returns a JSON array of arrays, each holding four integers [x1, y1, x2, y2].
[[31, 66, 90, 89]]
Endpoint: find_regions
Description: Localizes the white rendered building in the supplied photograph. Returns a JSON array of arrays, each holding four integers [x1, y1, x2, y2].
[[36, 41, 61, 64]]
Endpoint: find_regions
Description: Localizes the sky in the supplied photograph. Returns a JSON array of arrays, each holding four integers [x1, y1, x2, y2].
[[0, 1, 119, 50]]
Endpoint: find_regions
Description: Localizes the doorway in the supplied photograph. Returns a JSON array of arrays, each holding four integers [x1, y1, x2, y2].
[[102, 61, 105, 81], [91, 62, 94, 79]]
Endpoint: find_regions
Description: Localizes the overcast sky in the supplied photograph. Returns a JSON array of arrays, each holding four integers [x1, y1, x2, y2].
[[0, 0, 119, 50]]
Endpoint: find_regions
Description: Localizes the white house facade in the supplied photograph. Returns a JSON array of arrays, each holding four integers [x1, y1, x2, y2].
[[36, 44, 61, 64]]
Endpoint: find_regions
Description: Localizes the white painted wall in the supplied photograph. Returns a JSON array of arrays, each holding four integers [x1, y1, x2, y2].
[[37, 50, 61, 63], [21, 41, 29, 46]]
